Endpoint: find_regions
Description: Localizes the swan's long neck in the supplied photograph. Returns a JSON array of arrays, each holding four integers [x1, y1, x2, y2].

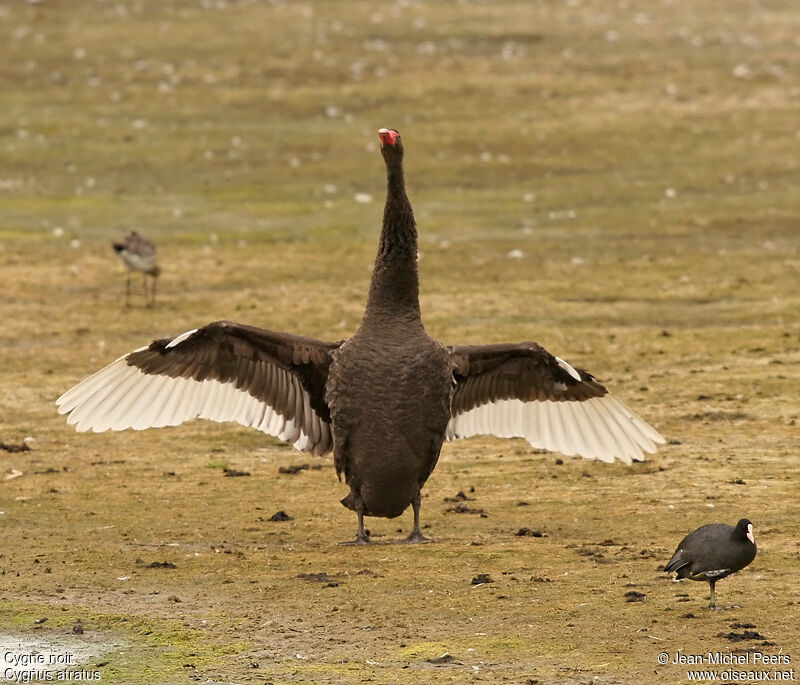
[[363, 159, 421, 325]]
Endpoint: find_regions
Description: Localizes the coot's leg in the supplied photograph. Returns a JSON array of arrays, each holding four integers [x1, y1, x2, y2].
[[339, 495, 372, 546], [398, 493, 433, 544]]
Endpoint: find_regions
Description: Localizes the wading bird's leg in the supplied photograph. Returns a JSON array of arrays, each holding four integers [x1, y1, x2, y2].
[[151, 275, 157, 307], [145, 274, 153, 307], [125, 272, 131, 308], [339, 495, 372, 546], [398, 493, 433, 544], [708, 580, 717, 609]]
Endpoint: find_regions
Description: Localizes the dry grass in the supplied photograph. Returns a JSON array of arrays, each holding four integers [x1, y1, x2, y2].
[[0, 0, 798, 683]]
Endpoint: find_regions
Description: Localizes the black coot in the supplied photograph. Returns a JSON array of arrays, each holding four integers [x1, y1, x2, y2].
[[664, 518, 757, 608]]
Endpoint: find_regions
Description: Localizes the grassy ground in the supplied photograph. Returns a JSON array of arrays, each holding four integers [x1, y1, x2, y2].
[[1, 1, 798, 683]]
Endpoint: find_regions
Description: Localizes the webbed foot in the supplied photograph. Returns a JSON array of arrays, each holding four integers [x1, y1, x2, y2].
[[339, 532, 373, 546], [397, 530, 434, 544]]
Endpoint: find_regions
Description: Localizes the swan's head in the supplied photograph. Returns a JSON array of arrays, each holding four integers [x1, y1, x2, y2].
[[379, 128, 404, 166], [378, 128, 400, 147]]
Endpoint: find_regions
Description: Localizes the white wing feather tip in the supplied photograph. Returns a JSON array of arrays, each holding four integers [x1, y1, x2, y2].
[[447, 394, 663, 465], [166, 328, 199, 349], [555, 356, 581, 381]]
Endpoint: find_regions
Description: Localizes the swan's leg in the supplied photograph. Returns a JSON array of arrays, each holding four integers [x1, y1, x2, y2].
[[339, 495, 372, 546], [398, 493, 433, 544]]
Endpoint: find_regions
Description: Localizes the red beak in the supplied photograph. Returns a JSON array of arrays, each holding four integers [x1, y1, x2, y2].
[[378, 128, 399, 146]]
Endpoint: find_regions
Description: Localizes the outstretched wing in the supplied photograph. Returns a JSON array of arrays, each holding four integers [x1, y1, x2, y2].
[[56, 321, 344, 456], [447, 343, 664, 464]]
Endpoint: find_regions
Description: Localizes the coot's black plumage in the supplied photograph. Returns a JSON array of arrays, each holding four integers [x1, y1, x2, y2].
[[57, 129, 664, 544], [665, 518, 757, 608]]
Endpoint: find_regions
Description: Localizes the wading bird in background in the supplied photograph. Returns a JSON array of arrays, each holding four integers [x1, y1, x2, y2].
[[113, 231, 161, 307], [59, 130, 664, 545]]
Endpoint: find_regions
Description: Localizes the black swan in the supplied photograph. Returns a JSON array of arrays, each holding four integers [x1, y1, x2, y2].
[[664, 518, 757, 608], [112, 231, 161, 307], [58, 128, 664, 544]]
